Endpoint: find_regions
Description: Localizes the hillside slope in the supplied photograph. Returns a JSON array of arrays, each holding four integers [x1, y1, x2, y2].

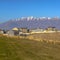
[[0, 19, 60, 30]]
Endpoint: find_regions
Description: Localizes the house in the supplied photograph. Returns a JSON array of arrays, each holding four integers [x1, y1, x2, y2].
[[19, 28, 30, 36], [7, 30, 15, 36], [31, 28, 44, 34], [7, 27, 19, 36], [7, 30, 19, 36], [7, 27, 30, 36], [46, 27, 57, 31], [0, 29, 4, 34], [44, 27, 57, 33], [12, 27, 19, 36], [19, 28, 30, 33]]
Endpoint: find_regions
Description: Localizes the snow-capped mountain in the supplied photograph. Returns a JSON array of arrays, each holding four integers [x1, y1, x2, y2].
[[0, 17, 60, 30]]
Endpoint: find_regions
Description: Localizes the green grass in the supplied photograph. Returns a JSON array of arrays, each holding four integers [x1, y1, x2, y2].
[[0, 35, 60, 60]]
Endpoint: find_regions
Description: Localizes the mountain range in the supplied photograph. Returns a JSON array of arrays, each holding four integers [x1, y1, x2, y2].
[[0, 17, 60, 30]]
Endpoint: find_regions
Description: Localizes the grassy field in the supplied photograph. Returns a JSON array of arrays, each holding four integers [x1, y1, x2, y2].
[[0, 34, 60, 60], [28, 32, 60, 42]]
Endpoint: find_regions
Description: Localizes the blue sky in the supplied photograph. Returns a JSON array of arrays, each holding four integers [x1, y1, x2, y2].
[[0, 0, 60, 22]]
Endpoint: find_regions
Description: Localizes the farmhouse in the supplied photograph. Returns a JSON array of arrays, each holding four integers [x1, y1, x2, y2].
[[46, 27, 57, 31], [7, 27, 30, 36], [31, 28, 44, 34], [7, 27, 19, 36], [7, 30, 15, 36], [19, 28, 29, 33], [0, 29, 4, 34], [44, 27, 57, 33], [19, 28, 30, 36], [3, 27, 58, 36]]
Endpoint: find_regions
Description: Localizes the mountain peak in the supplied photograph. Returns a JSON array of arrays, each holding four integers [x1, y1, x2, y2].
[[9, 16, 60, 22], [0, 17, 60, 30]]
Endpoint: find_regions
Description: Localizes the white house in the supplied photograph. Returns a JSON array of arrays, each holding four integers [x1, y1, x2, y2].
[[31, 28, 44, 34], [7, 30, 15, 36], [7, 27, 19, 36], [0, 29, 4, 34]]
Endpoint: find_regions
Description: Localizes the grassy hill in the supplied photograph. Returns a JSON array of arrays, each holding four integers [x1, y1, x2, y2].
[[0, 34, 60, 60]]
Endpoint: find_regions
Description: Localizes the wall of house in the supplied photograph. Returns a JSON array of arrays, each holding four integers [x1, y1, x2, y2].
[[7, 30, 14, 36], [0, 31, 4, 34]]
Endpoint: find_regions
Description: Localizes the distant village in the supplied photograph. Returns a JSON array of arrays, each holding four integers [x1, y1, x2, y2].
[[0, 27, 60, 36]]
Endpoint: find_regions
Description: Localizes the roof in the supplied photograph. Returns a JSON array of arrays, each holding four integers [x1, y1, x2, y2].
[[48, 26, 56, 28], [12, 27, 19, 31]]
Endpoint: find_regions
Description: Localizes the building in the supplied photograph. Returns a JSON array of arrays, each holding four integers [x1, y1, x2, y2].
[[7, 30, 15, 36], [7, 27, 30, 36], [7, 27, 19, 36], [31, 28, 44, 34], [0, 29, 4, 34], [46, 27, 57, 31], [44, 27, 57, 33], [19, 28, 30, 33], [19, 28, 30, 36], [7, 30, 20, 36]]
